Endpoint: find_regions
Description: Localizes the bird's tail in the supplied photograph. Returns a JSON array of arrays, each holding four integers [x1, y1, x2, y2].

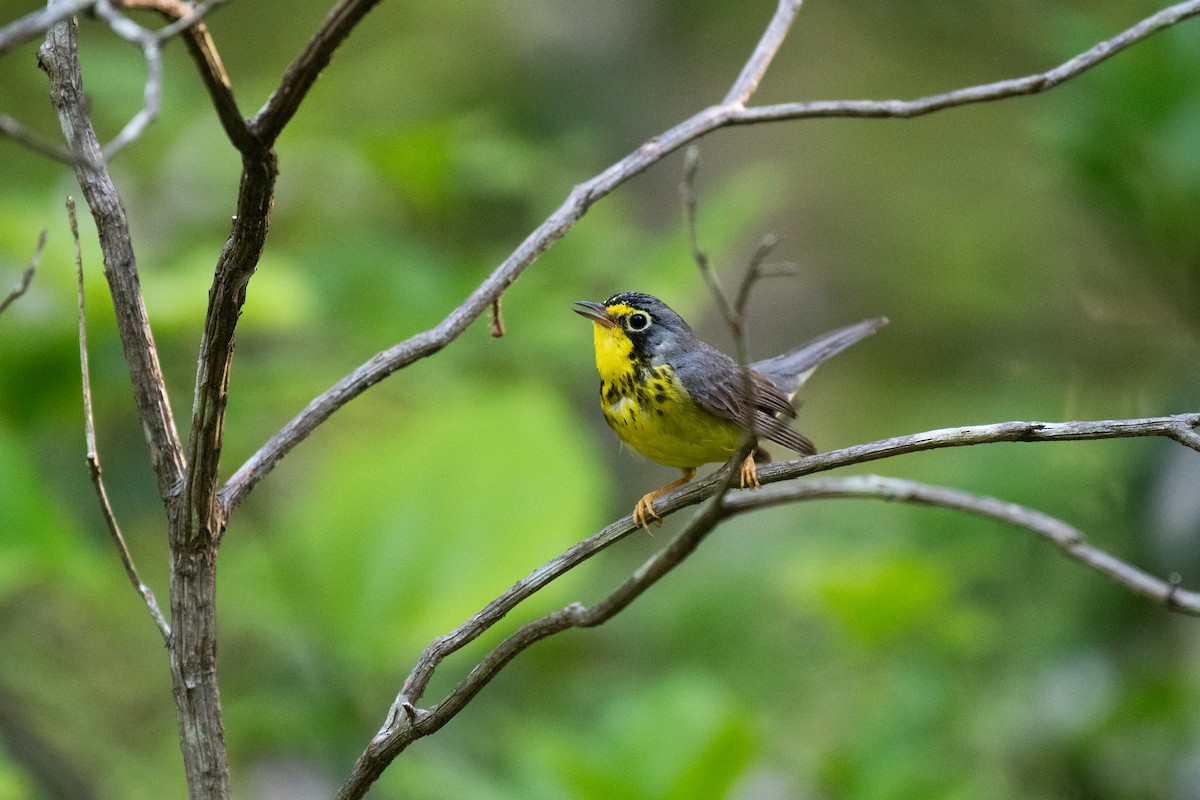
[[752, 316, 888, 400]]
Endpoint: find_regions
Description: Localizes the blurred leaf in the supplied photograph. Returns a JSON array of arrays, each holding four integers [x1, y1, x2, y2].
[[0, 425, 86, 595], [221, 377, 605, 677], [547, 673, 755, 800], [817, 556, 950, 644]]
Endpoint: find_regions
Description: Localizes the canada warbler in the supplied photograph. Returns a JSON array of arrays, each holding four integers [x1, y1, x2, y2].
[[574, 292, 886, 530]]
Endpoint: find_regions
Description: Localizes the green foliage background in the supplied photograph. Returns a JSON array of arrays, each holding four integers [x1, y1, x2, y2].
[[1, 0, 1199, 798]]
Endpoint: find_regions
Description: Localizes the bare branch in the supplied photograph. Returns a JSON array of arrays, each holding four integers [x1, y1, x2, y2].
[[251, 0, 383, 142], [223, 2, 1200, 512], [152, 0, 227, 41], [723, 0, 805, 106], [91, 0, 163, 159], [0, 230, 45, 315], [70, 197, 170, 641], [421, 414, 1200, 677], [0, 114, 72, 162], [733, 0, 1200, 125], [339, 476, 737, 800], [1166, 421, 1200, 453], [123, 0, 253, 151], [720, 475, 1200, 614], [4, 0, 234, 159], [497, 417, 1194, 671], [678, 145, 733, 328], [733, 234, 781, 319], [340, 412, 1200, 797], [40, 4, 186, 510], [0, 0, 94, 57]]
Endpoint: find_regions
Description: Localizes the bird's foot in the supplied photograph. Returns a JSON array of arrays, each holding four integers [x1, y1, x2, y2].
[[631, 468, 697, 533], [633, 494, 663, 532], [739, 453, 761, 489]]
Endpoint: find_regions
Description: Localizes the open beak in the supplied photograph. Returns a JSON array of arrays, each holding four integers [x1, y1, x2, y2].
[[573, 300, 616, 328]]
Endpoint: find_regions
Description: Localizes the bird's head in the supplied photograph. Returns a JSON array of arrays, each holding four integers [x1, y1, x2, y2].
[[573, 292, 694, 367]]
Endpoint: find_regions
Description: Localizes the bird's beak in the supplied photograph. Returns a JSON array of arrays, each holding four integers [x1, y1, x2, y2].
[[573, 300, 616, 328]]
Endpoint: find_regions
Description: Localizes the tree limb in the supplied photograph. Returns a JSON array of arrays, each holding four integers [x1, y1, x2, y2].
[[0, 230, 44, 315], [732, 0, 1200, 125], [390, 414, 1200, 716], [39, 6, 186, 503], [0, 114, 72, 162], [123, 0, 253, 152], [90, 0, 164, 159], [193, 0, 384, 546], [723, 0, 803, 106], [220, 1, 1200, 514], [4, 0, 233, 160], [250, 0, 383, 141], [70, 196, 170, 641], [39, 9, 226, 797], [0, 0, 94, 56], [338, 411, 1200, 797]]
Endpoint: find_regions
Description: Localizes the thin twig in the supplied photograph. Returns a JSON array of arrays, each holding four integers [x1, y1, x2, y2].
[[0, 114, 72, 163], [5, 0, 235, 160], [92, 0, 163, 159], [41, 3, 187, 507], [723, 0, 805, 106], [251, 0, 383, 141], [0, 0, 95, 56], [0, 230, 45, 315], [69, 197, 171, 641], [122, 0, 252, 151], [733, 233, 780, 320], [677, 146, 779, 497], [153, 0, 227, 41], [678, 145, 735, 329], [733, 0, 1200, 126]]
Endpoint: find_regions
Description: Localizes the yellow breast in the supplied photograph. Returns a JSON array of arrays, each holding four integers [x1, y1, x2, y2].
[[591, 322, 743, 469]]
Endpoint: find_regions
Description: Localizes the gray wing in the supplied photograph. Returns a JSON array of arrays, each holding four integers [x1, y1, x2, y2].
[[752, 317, 888, 400], [675, 342, 816, 456]]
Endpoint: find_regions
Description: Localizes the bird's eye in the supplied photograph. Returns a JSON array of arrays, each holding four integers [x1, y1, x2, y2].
[[627, 312, 650, 332]]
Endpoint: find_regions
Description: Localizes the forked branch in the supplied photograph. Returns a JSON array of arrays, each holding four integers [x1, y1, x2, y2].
[[4, 0, 231, 159], [735, 0, 1200, 125], [335, 412, 1200, 799]]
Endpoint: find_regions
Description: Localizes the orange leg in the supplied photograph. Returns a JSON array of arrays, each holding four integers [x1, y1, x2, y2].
[[739, 453, 760, 489], [633, 467, 697, 531]]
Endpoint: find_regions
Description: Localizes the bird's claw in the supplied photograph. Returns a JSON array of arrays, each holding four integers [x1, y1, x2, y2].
[[739, 454, 760, 489], [633, 495, 662, 533]]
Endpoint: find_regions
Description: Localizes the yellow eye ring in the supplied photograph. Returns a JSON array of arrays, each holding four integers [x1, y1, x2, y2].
[[627, 312, 651, 332]]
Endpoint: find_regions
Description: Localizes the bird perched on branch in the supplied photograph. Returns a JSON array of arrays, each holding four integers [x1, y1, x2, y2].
[[574, 292, 886, 530]]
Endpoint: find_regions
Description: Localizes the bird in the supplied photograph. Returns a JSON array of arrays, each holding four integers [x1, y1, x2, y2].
[[574, 291, 886, 530]]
